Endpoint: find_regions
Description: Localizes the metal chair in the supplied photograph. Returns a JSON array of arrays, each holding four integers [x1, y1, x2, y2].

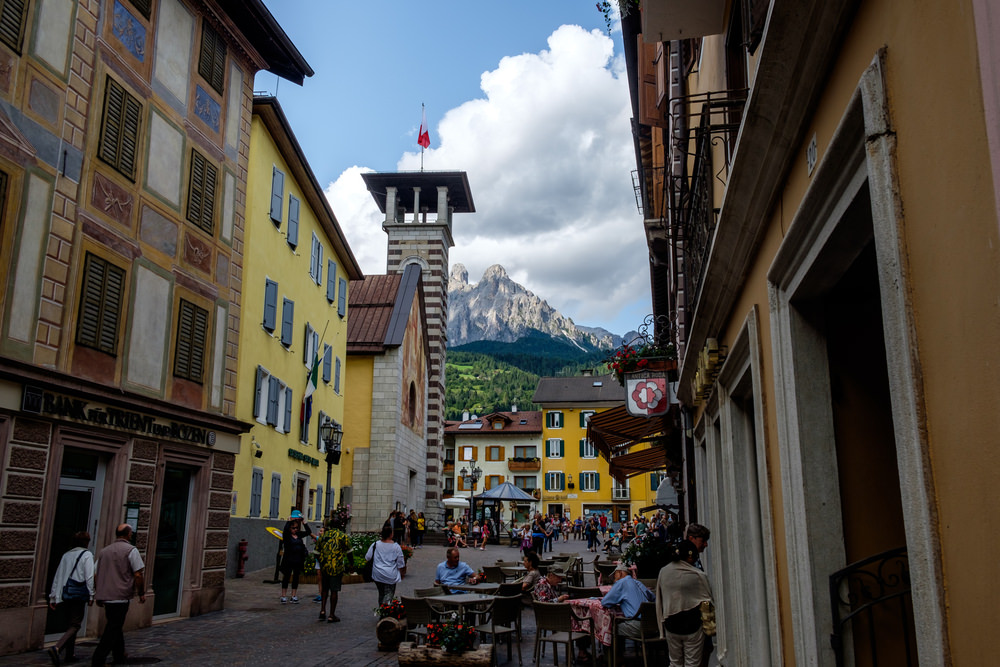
[[400, 595, 443, 646], [496, 581, 524, 597], [482, 565, 505, 584], [474, 594, 523, 666], [532, 601, 596, 667], [594, 561, 618, 586], [566, 585, 603, 599], [610, 601, 668, 667], [414, 585, 444, 598]]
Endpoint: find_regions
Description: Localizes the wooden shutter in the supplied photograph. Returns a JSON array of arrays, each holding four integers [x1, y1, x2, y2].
[[286, 195, 299, 245], [187, 150, 217, 233], [119, 92, 141, 180], [326, 259, 337, 302], [263, 279, 277, 331], [280, 298, 293, 346], [253, 367, 265, 418], [128, 0, 151, 19], [270, 168, 284, 223], [322, 344, 331, 383], [284, 387, 293, 433], [198, 21, 226, 94], [77, 253, 125, 355], [338, 278, 347, 317], [638, 36, 667, 128], [0, 0, 26, 52], [174, 300, 208, 382]]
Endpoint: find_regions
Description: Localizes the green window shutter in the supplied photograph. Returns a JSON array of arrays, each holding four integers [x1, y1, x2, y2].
[[579, 439, 585, 457], [559, 473, 565, 490], [595, 473, 600, 491], [559, 440, 564, 457], [0, 0, 27, 52], [650, 473, 659, 491]]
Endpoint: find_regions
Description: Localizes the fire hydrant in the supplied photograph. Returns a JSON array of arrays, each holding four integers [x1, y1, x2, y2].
[[236, 539, 249, 578]]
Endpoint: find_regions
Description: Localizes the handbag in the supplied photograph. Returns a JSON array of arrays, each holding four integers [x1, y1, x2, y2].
[[61, 551, 90, 602], [360, 543, 375, 583], [700, 600, 717, 637]]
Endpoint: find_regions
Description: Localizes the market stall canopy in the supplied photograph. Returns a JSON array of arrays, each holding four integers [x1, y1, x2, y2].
[[587, 404, 672, 458], [442, 496, 471, 508], [608, 444, 670, 484], [476, 482, 537, 502]]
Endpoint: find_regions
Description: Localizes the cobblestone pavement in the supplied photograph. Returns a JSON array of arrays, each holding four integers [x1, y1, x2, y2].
[[4, 536, 695, 666]]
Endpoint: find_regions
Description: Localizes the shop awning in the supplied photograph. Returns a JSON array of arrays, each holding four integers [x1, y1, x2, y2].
[[587, 404, 671, 458], [608, 444, 670, 484]]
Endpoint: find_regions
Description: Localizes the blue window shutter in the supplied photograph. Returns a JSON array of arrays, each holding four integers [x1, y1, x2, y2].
[[284, 387, 293, 432], [287, 195, 300, 247], [595, 473, 600, 491], [267, 376, 279, 425], [650, 473, 659, 491], [327, 259, 336, 302], [334, 357, 341, 393], [338, 278, 347, 317], [253, 366, 265, 418], [309, 236, 318, 281], [270, 168, 284, 223], [281, 298, 294, 346], [323, 344, 331, 383], [263, 279, 277, 331], [316, 243, 323, 285], [559, 440, 564, 457]]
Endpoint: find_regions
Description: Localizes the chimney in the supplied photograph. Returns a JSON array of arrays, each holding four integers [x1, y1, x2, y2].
[[462, 411, 469, 421], [511, 405, 518, 413]]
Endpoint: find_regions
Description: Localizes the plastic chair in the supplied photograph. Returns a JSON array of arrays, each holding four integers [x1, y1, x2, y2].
[[414, 585, 444, 598], [532, 601, 596, 667], [610, 601, 668, 667], [474, 594, 523, 665]]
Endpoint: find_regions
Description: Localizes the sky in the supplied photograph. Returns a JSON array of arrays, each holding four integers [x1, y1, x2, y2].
[[254, 1, 649, 337]]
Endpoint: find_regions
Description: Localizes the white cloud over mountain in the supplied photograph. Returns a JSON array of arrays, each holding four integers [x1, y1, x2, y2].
[[325, 25, 648, 335]]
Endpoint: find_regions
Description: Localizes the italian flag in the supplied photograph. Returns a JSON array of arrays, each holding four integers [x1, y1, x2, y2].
[[301, 349, 320, 423]]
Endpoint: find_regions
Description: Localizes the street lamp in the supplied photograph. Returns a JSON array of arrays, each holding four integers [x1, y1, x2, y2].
[[459, 458, 482, 524], [320, 417, 344, 521]]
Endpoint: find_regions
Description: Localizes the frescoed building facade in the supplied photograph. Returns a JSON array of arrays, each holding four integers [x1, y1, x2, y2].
[[227, 95, 362, 576], [0, 0, 310, 655]]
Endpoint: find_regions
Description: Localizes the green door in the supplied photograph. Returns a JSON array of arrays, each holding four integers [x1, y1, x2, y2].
[[152, 467, 191, 617]]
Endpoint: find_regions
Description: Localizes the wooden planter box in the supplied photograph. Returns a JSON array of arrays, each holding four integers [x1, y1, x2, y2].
[[507, 459, 541, 472], [398, 642, 493, 666]]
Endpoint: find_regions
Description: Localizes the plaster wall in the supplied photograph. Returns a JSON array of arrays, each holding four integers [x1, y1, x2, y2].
[[152, 0, 193, 109]]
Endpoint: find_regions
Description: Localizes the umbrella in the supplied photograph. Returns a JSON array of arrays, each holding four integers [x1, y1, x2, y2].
[[265, 526, 283, 540], [442, 496, 471, 508], [475, 482, 536, 502]]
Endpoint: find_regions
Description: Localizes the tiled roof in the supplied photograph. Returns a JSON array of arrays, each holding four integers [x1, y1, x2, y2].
[[346, 274, 401, 353], [443, 411, 542, 435], [531, 375, 625, 404]]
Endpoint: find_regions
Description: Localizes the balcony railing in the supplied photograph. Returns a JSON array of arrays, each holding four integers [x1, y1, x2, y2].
[[508, 458, 541, 472]]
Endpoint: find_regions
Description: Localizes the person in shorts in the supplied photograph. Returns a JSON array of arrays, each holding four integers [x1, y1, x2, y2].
[[314, 513, 353, 622]]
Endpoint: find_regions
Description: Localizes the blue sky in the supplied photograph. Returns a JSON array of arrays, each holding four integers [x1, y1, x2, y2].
[[255, 1, 650, 337]]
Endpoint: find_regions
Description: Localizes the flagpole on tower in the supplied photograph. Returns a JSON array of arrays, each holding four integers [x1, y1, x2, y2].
[[418, 103, 430, 171]]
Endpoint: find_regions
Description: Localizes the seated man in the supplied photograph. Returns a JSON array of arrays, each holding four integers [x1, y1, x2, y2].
[[531, 568, 569, 603], [602, 563, 655, 641], [434, 547, 476, 594]]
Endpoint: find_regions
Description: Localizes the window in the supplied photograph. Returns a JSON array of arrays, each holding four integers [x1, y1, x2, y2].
[[270, 167, 284, 224], [514, 446, 536, 459], [322, 344, 332, 383], [580, 439, 596, 459], [580, 472, 600, 492], [338, 278, 348, 317], [485, 475, 503, 490], [546, 411, 563, 429], [0, 0, 28, 52], [612, 479, 630, 500], [458, 476, 474, 492], [334, 357, 341, 394], [314, 485, 323, 521], [250, 467, 263, 517], [650, 473, 663, 491], [286, 194, 299, 247], [326, 259, 337, 302], [309, 233, 323, 284], [443, 477, 455, 493], [127, 0, 151, 19], [579, 411, 595, 427], [253, 366, 269, 423], [76, 253, 125, 356], [198, 20, 226, 94], [280, 298, 294, 347], [174, 299, 209, 383], [545, 472, 565, 492], [269, 473, 281, 519], [186, 149, 217, 234], [262, 279, 278, 332], [486, 446, 503, 461], [99, 77, 142, 180], [514, 476, 536, 490], [459, 445, 476, 461], [546, 439, 564, 458], [492, 421, 504, 430], [303, 322, 318, 367]]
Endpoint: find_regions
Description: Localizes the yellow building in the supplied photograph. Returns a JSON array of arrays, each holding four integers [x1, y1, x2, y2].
[[620, 1, 1000, 664], [229, 96, 362, 573], [533, 374, 663, 526]]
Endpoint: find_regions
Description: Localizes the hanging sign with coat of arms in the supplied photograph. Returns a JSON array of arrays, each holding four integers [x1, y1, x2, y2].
[[625, 367, 676, 418]]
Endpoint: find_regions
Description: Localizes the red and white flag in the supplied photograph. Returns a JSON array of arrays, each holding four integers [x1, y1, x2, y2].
[[418, 106, 430, 149]]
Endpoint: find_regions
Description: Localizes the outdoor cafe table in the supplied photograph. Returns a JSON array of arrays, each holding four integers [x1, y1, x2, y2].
[[426, 593, 496, 623], [568, 597, 621, 647], [500, 566, 526, 581], [448, 582, 500, 593]]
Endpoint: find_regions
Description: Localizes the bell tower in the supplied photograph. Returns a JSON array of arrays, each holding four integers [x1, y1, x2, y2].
[[362, 171, 475, 527]]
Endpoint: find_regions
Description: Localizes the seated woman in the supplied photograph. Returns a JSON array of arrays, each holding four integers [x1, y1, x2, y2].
[[451, 522, 468, 548], [520, 551, 542, 592]]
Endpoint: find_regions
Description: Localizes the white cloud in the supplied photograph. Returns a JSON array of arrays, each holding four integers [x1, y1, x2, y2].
[[326, 25, 649, 334]]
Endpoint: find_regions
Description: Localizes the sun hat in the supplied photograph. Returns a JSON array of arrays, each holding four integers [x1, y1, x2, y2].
[[290, 510, 304, 520], [614, 563, 630, 573]]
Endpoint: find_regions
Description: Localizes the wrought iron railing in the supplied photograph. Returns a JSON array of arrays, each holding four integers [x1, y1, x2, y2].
[[829, 545, 917, 667]]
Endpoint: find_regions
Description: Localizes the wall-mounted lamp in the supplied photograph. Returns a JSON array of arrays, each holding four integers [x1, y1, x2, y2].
[[252, 437, 262, 458]]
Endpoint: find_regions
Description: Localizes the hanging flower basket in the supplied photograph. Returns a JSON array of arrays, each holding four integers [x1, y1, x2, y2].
[[607, 342, 677, 386]]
